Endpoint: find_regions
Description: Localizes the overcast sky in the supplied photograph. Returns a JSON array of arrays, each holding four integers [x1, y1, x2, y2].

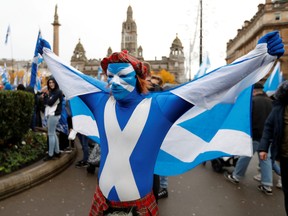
[[0, 0, 265, 75]]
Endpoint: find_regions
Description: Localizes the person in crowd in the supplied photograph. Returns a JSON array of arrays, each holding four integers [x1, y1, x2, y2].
[[16, 84, 26, 91], [41, 77, 63, 161], [66, 99, 90, 167], [26, 85, 42, 131], [148, 75, 163, 92], [147, 74, 169, 199], [57, 96, 70, 152], [258, 80, 288, 215], [146, 71, 163, 202], [3, 82, 12, 90], [36, 31, 284, 215], [75, 133, 90, 168], [224, 82, 275, 195]]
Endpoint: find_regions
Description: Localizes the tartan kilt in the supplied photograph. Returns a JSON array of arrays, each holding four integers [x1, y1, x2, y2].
[[89, 186, 159, 216]]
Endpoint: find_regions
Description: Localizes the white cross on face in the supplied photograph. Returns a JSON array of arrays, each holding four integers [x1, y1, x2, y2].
[[107, 63, 137, 100], [99, 97, 152, 201]]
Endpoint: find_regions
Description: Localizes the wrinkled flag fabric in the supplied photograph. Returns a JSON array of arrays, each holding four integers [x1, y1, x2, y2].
[[40, 43, 276, 176]]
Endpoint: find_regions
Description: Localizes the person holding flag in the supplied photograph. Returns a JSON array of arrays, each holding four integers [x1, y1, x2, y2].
[[36, 31, 284, 215]]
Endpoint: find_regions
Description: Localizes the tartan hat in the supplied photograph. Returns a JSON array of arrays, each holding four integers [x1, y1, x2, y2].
[[100, 50, 149, 79]]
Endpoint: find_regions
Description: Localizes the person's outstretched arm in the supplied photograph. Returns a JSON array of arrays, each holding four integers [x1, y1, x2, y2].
[[36, 39, 109, 100], [168, 31, 284, 110]]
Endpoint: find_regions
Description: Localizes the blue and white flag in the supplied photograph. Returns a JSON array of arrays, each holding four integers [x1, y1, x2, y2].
[[1, 63, 9, 84], [263, 61, 283, 96], [40, 42, 276, 176], [194, 52, 211, 79], [97, 66, 102, 80], [69, 96, 100, 144], [154, 86, 252, 175], [5, 25, 10, 45], [29, 30, 42, 89], [13, 74, 18, 86], [35, 75, 42, 92]]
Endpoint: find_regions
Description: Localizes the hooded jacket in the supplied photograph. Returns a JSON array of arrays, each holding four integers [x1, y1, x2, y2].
[[44, 77, 63, 116]]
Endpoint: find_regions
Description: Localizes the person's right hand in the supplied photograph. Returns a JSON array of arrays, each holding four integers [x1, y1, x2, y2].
[[37, 38, 51, 55], [259, 151, 268, 160], [257, 31, 285, 58]]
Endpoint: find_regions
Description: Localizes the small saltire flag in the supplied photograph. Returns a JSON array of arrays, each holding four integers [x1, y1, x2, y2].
[[1, 63, 9, 84], [194, 52, 211, 79], [13, 74, 18, 86], [97, 66, 102, 80], [154, 86, 252, 175], [35, 75, 42, 92], [5, 25, 10, 45], [29, 30, 42, 88], [263, 61, 283, 97], [0, 66, 3, 77]]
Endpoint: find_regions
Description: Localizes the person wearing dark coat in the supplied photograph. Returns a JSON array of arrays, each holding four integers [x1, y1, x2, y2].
[[258, 80, 288, 215]]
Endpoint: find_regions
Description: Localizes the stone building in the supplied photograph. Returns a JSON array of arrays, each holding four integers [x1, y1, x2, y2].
[[226, 0, 288, 80], [69, 5, 186, 83]]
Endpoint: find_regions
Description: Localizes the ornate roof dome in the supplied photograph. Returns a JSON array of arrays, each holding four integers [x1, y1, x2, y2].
[[71, 38, 87, 62], [74, 39, 85, 53], [171, 34, 183, 48]]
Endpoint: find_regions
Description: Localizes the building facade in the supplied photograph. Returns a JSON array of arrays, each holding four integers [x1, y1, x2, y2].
[[69, 5, 186, 83], [226, 0, 288, 80]]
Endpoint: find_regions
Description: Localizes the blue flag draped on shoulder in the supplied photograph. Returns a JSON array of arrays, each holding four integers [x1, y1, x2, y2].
[[29, 30, 42, 90], [263, 61, 283, 97]]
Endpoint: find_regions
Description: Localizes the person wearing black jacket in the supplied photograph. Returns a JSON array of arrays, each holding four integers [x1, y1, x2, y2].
[[42, 77, 63, 161], [259, 80, 288, 215]]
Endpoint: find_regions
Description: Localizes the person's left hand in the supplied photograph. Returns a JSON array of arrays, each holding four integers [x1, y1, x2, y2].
[[257, 31, 285, 58], [259, 151, 268, 160]]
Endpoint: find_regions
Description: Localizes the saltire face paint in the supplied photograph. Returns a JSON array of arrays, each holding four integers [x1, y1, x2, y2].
[[107, 63, 137, 100]]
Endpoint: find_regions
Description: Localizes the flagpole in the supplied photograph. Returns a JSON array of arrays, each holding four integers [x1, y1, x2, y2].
[[188, 1, 200, 81], [199, 0, 203, 66], [9, 28, 14, 73]]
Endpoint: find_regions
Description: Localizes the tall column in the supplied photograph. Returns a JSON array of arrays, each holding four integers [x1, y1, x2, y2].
[[52, 5, 61, 56]]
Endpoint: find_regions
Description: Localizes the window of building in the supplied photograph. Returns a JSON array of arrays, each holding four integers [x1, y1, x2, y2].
[[275, 12, 281, 20]]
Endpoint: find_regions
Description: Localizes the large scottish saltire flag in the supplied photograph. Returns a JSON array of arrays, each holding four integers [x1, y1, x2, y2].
[[29, 30, 42, 90], [263, 61, 283, 97], [40, 42, 276, 176]]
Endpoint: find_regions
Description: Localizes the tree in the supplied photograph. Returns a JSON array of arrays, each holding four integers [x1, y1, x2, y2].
[[158, 69, 176, 84]]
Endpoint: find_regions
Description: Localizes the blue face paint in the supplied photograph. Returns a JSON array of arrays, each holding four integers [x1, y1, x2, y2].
[[107, 63, 137, 100]]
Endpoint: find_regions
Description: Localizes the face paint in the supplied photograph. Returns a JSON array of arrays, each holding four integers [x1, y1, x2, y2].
[[107, 63, 137, 100]]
